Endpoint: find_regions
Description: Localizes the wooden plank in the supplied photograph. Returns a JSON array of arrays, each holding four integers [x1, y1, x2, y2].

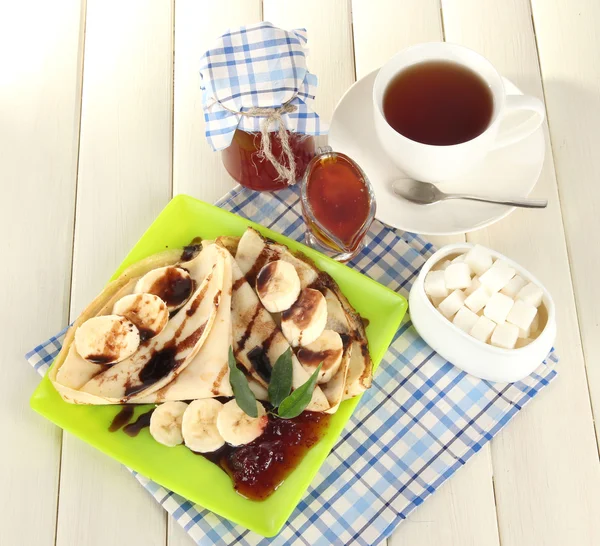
[[172, 0, 261, 203], [351, 2, 499, 545], [0, 1, 84, 545], [352, 0, 443, 77], [530, 0, 600, 446], [398, 450, 499, 546], [56, 1, 174, 545], [440, 0, 600, 544]]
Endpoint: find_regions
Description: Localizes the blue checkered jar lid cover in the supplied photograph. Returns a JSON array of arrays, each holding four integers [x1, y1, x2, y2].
[[199, 22, 327, 152]]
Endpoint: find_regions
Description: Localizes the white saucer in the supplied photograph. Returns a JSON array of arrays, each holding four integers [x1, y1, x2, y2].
[[328, 70, 545, 235]]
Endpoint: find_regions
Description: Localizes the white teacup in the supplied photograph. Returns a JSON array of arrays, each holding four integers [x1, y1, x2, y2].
[[373, 42, 545, 184]]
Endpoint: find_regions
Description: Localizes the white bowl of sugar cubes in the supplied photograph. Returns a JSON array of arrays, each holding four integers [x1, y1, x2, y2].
[[409, 243, 556, 382]]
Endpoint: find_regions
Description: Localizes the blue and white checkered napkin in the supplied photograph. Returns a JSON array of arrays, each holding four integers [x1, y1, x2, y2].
[[26, 186, 558, 546], [199, 22, 326, 151]]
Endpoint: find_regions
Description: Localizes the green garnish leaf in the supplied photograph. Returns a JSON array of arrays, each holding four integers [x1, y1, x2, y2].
[[277, 363, 323, 419], [267, 348, 293, 408], [228, 347, 258, 418]]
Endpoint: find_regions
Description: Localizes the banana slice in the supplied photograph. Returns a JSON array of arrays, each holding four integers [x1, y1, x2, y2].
[[74, 315, 140, 364], [216, 400, 268, 446], [112, 293, 169, 341], [149, 401, 188, 447], [256, 260, 301, 313], [297, 329, 344, 384], [181, 399, 225, 453], [281, 288, 327, 347], [135, 266, 193, 312]]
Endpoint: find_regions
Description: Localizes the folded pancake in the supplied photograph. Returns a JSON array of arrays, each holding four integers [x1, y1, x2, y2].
[[320, 288, 352, 413], [234, 227, 373, 401], [248, 378, 269, 401], [230, 255, 329, 412], [322, 279, 373, 399], [322, 350, 351, 414], [136, 245, 234, 402], [50, 248, 183, 404], [49, 243, 225, 404]]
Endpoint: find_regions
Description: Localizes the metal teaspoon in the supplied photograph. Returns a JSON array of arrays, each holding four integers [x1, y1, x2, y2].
[[392, 179, 548, 208]]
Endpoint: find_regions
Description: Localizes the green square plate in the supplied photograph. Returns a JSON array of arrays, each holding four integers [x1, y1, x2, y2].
[[30, 194, 408, 537]]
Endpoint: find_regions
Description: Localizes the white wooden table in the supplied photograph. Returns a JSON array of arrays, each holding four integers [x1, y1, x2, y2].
[[2, 1, 599, 544]]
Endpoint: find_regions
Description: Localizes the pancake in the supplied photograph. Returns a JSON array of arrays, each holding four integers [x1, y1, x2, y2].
[[50, 243, 225, 404], [230, 256, 329, 412], [235, 227, 373, 401], [136, 245, 235, 402]]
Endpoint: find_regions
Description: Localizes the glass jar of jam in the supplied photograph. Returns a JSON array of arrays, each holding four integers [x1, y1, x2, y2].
[[301, 147, 376, 262], [222, 130, 316, 192]]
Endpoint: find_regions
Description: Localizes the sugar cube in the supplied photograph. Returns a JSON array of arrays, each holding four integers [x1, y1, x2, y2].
[[507, 300, 537, 331], [464, 245, 493, 275], [483, 292, 514, 324], [518, 311, 540, 338], [425, 270, 449, 298], [451, 254, 465, 263], [516, 337, 534, 349], [430, 295, 446, 307], [518, 328, 531, 340], [438, 290, 466, 319], [500, 275, 527, 298], [464, 285, 492, 313], [469, 316, 496, 343], [464, 276, 481, 296], [491, 322, 519, 349], [452, 306, 479, 333], [433, 259, 451, 271], [530, 313, 540, 335], [479, 259, 516, 292], [444, 262, 472, 290], [516, 282, 544, 308]]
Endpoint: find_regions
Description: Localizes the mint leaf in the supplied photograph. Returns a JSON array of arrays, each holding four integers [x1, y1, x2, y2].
[[267, 348, 293, 408], [277, 363, 322, 419], [228, 347, 258, 418]]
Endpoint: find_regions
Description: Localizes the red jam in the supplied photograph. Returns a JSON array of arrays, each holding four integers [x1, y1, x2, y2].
[[222, 130, 315, 191], [215, 411, 330, 500], [305, 154, 371, 249]]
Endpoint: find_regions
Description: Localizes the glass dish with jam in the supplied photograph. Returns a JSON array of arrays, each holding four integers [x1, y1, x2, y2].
[[301, 147, 376, 262]]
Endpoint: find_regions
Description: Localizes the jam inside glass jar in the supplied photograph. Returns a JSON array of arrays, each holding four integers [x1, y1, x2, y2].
[[222, 130, 316, 191]]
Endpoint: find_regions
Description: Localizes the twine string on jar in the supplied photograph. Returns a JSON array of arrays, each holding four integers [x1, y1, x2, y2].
[[212, 99, 299, 186]]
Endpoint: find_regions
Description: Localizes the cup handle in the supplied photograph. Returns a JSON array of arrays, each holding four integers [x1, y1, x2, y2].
[[492, 94, 545, 149]]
